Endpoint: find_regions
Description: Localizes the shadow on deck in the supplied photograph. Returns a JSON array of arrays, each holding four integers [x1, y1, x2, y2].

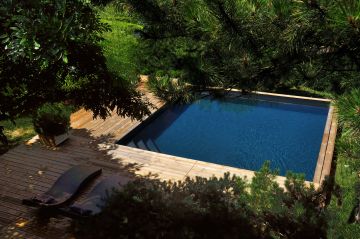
[[0, 129, 158, 239]]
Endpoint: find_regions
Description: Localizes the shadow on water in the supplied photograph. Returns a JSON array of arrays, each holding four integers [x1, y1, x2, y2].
[[118, 104, 190, 153]]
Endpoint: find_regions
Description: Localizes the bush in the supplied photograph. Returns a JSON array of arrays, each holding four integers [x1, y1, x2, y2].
[[148, 74, 194, 104], [73, 163, 330, 239], [33, 103, 72, 137], [336, 89, 360, 159], [337, 89, 360, 134]]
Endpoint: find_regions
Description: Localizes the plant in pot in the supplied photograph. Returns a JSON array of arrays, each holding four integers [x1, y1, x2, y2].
[[33, 103, 72, 147]]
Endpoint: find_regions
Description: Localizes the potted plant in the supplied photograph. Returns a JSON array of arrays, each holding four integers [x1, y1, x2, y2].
[[33, 103, 72, 147]]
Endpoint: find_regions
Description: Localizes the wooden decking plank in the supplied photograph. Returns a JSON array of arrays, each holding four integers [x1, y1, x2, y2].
[[0, 206, 24, 220], [0, 200, 28, 214], [89, 113, 124, 135], [0, 207, 22, 222], [47, 149, 101, 160], [0, 173, 51, 191], [100, 117, 134, 138], [70, 108, 89, 124], [80, 116, 108, 133], [3, 148, 86, 166], [112, 121, 142, 140], [0, 160, 62, 179], [70, 110, 94, 129], [0, 175, 51, 192], [0, 187, 29, 200], [0, 195, 23, 206], [313, 106, 333, 183], [108, 121, 136, 140], [4, 148, 81, 165], [320, 114, 338, 182], [0, 178, 41, 193], [71, 114, 94, 129], [0, 221, 5, 231], [0, 184, 40, 199], [119, 155, 195, 172], [8, 146, 97, 162], [1, 155, 72, 175], [0, 162, 59, 180], [0, 206, 23, 221], [1, 156, 69, 175]]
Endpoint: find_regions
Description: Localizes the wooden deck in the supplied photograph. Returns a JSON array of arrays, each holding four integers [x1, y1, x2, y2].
[[0, 89, 165, 239], [0, 89, 333, 239]]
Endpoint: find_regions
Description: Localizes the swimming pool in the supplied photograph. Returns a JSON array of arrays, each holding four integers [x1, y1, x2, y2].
[[118, 94, 330, 180]]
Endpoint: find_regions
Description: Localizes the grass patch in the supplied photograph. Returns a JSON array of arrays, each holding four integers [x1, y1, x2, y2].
[[328, 154, 360, 238], [99, 4, 142, 83], [2, 117, 35, 142], [0, 117, 36, 154]]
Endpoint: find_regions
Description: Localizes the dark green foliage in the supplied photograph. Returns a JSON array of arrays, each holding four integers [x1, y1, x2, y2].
[[0, 0, 151, 144], [348, 181, 360, 224], [74, 174, 261, 239], [327, 89, 360, 236], [99, 5, 142, 82], [337, 89, 360, 134], [0, 117, 36, 154], [336, 89, 360, 160], [32, 103, 72, 137], [0, 126, 7, 145], [91, 0, 113, 6], [73, 163, 330, 239], [119, 0, 360, 95], [148, 74, 195, 103]]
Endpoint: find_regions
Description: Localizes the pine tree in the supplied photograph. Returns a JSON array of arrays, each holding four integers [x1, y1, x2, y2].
[[121, 0, 360, 93]]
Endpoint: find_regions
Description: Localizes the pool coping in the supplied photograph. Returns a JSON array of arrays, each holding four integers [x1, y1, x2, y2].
[[313, 105, 337, 183], [118, 90, 337, 187]]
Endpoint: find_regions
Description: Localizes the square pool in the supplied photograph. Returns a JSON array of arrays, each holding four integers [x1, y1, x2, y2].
[[118, 94, 330, 180]]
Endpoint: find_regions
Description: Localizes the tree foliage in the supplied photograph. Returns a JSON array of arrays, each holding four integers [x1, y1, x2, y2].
[[147, 74, 194, 103], [336, 89, 360, 160], [73, 163, 332, 239], [0, 0, 151, 144], [119, 0, 360, 94]]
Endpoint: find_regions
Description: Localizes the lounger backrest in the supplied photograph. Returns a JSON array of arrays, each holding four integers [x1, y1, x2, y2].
[[46, 165, 102, 198]]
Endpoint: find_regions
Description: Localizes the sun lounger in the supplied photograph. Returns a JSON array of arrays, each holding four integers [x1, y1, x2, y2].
[[22, 165, 102, 208], [63, 174, 131, 217]]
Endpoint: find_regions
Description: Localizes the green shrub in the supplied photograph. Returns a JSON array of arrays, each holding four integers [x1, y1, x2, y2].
[[148, 74, 194, 104], [73, 163, 330, 239], [337, 89, 360, 134], [336, 89, 360, 159], [33, 103, 72, 137]]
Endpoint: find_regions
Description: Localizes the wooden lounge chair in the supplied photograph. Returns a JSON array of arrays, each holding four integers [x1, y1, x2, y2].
[[62, 174, 131, 217], [22, 165, 102, 208]]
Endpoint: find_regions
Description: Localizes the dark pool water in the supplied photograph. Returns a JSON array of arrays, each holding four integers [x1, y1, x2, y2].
[[119, 97, 329, 180]]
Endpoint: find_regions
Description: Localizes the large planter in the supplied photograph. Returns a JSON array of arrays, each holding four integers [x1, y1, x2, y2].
[[39, 132, 70, 147], [33, 103, 72, 148]]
